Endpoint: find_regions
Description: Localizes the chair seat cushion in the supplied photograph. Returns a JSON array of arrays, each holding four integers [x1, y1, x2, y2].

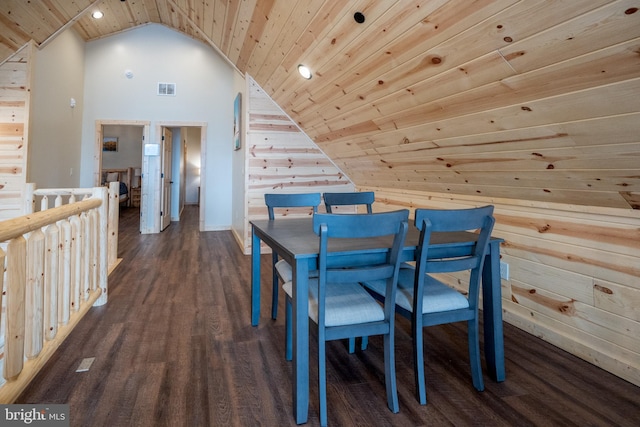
[[275, 259, 293, 282], [283, 279, 384, 327], [275, 259, 318, 282], [363, 268, 469, 314]]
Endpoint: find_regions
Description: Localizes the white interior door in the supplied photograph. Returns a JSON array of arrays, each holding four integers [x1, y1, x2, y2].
[[161, 127, 173, 231]]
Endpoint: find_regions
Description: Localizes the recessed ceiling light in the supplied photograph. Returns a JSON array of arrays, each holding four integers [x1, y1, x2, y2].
[[297, 64, 312, 79], [92, 11, 104, 19]]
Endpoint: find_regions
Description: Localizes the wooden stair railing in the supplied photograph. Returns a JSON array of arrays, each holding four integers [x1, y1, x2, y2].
[[0, 183, 118, 403], [24, 182, 121, 273]]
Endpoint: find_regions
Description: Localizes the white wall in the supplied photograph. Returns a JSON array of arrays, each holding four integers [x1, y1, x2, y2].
[[29, 28, 85, 188], [231, 75, 248, 241], [81, 24, 243, 232], [101, 124, 143, 170]]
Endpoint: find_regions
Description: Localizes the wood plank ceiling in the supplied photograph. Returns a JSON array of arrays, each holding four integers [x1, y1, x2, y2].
[[1, 0, 639, 209]]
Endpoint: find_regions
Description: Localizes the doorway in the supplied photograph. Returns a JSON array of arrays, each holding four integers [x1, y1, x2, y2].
[[156, 122, 206, 232], [95, 120, 149, 233]]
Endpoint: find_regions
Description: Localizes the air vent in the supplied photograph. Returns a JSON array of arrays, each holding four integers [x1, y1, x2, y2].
[[157, 82, 176, 96]]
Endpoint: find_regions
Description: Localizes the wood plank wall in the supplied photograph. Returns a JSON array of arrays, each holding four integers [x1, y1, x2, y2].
[[366, 186, 640, 387], [0, 43, 30, 221], [243, 77, 354, 250], [296, 1, 640, 211]]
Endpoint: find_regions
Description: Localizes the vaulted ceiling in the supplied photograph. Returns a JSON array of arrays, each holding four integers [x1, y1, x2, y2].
[[1, 0, 639, 209]]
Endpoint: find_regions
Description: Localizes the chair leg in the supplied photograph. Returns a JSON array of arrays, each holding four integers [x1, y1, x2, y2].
[[468, 318, 485, 391], [348, 336, 368, 353], [318, 332, 328, 426], [413, 318, 427, 405], [271, 256, 279, 319], [383, 331, 399, 413], [284, 297, 292, 361], [361, 336, 368, 351]]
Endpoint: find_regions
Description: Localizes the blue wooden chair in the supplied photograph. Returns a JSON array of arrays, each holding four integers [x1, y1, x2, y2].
[[362, 205, 495, 405], [264, 193, 321, 319], [323, 191, 374, 213], [323, 191, 376, 352], [283, 210, 409, 426]]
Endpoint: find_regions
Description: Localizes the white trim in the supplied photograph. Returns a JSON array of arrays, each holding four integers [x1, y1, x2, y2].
[[155, 121, 208, 232]]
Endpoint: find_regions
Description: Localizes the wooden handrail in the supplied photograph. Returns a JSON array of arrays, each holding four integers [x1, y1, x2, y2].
[[0, 185, 113, 403], [0, 198, 101, 242], [30, 188, 94, 196]]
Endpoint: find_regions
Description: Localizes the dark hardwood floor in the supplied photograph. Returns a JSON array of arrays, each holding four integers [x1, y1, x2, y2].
[[17, 205, 640, 426]]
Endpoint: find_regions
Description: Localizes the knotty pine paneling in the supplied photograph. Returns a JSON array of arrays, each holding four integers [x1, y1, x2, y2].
[[242, 77, 353, 252], [0, 44, 30, 221], [225, 0, 257, 66], [594, 278, 640, 323], [367, 185, 640, 386], [246, 0, 325, 83], [308, 35, 640, 137], [1, 1, 638, 210], [290, 0, 622, 130]]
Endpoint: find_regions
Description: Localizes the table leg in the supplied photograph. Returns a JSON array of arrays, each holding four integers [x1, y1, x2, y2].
[[251, 225, 261, 326], [482, 240, 506, 382], [292, 259, 309, 424]]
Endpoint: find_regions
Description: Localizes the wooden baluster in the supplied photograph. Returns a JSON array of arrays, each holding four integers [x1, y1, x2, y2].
[[0, 247, 5, 352], [89, 209, 98, 292], [25, 229, 45, 359], [24, 183, 35, 214], [55, 195, 71, 325], [107, 182, 119, 270], [44, 223, 59, 341], [59, 219, 71, 325], [96, 186, 109, 305], [40, 195, 48, 212], [70, 215, 81, 312], [81, 212, 91, 301], [4, 236, 26, 380]]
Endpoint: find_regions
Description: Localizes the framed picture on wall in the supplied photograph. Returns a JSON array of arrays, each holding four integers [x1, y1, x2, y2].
[[103, 137, 118, 152], [233, 93, 241, 150]]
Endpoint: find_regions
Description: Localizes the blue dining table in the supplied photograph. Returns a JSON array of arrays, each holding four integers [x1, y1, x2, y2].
[[250, 217, 505, 424]]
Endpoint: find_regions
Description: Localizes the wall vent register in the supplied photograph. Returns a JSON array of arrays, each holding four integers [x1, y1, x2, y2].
[[157, 82, 176, 96]]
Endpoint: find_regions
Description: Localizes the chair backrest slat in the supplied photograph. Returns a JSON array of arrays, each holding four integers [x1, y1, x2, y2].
[[264, 193, 321, 219], [323, 191, 374, 214], [415, 206, 495, 275], [313, 210, 409, 286], [327, 264, 395, 283]]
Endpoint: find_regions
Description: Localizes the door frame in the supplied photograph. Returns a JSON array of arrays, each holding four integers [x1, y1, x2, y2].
[[155, 122, 207, 232], [94, 119, 150, 233], [160, 127, 173, 231]]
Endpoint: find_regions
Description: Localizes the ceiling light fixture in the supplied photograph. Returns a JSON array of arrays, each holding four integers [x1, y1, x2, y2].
[[297, 64, 312, 79], [92, 11, 104, 19]]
